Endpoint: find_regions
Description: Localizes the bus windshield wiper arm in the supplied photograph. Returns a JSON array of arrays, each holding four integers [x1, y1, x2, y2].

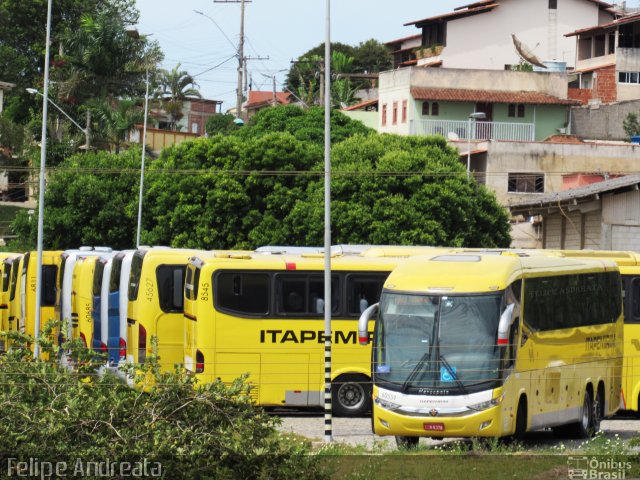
[[440, 354, 467, 395], [401, 351, 431, 393]]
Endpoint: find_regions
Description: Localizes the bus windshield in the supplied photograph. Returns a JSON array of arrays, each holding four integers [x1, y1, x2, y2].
[[374, 293, 503, 391]]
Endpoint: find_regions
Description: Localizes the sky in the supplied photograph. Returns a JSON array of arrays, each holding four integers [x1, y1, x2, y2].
[[135, 0, 462, 111]]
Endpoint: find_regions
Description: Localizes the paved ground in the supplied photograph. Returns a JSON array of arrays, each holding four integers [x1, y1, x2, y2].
[[275, 411, 640, 451]]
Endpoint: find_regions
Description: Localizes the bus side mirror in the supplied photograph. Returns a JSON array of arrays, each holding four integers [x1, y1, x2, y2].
[[358, 303, 379, 345], [497, 303, 515, 346]]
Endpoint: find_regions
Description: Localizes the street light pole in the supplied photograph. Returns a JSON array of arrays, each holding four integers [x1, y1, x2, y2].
[[26, 88, 87, 137], [33, 0, 54, 360], [136, 71, 150, 248]]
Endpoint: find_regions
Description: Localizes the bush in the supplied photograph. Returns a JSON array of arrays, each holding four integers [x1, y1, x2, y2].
[[0, 327, 326, 479]]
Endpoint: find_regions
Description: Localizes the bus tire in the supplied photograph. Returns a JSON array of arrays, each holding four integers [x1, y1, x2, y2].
[[331, 374, 371, 417], [592, 387, 603, 435], [570, 389, 595, 439], [395, 436, 419, 449], [513, 397, 527, 441]]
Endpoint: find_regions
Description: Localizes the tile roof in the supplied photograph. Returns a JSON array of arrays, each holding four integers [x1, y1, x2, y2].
[[385, 34, 421, 46], [405, 4, 498, 27], [246, 90, 290, 107], [342, 99, 378, 111], [410, 87, 579, 105], [565, 11, 640, 37]]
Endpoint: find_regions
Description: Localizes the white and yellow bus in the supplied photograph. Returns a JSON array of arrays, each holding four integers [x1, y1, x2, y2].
[[126, 248, 202, 371], [183, 251, 424, 416], [0, 254, 19, 330], [359, 253, 623, 446]]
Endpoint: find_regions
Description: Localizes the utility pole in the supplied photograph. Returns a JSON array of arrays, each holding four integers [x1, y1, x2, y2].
[[214, 0, 251, 119]]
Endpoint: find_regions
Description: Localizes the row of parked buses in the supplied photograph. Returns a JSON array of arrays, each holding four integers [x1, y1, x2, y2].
[[0, 246, 639, 438]]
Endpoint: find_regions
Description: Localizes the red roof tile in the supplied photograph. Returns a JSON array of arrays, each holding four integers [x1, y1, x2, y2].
[[566, 11, 640, 37], [343, 99, 378, 111], [246, 90, 290, 107], [410, 87, 579, 105]]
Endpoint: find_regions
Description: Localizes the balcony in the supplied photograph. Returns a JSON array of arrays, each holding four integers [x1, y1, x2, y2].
[[409, 119, 535, 142]]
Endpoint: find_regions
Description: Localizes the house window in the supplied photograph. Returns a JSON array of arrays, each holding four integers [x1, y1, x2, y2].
[[392, 101, 398, 125], [422, 102, 430, 115], [549, 0, 557, 9], [431, 102, 439, 116], [517, 104, 525, 118], [382, 104, 387, 126], [508, 173, 544, 193], [619, 71, 640, 84], [508, 104, 525, 118], [191, 122, 199, 134], [402, 100, 407, 123], [508, 104, 516, 117]]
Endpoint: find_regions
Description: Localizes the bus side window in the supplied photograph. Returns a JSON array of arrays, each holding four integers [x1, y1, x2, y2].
[[629, 277, 640, 323]]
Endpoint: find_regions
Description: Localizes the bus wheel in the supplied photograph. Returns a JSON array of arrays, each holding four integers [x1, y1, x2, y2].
[[331, 374, 371, 417], [513, 397, 527, 441], [395, 436, 419, 449], [592, 388, 603, 435], [573, 390, 595, 439]]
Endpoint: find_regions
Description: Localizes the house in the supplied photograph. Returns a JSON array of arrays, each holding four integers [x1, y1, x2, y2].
[[386, 34, 422, 69], [342, 99, 378, 129], [0, 81, 15, 113], [401, 0, 616, 71], [508, 174, 640, 250], [566, 11, 640, 104], [378, 67, 578, 141], [243, 90, 290, 120], [152, 98, 223, 135]]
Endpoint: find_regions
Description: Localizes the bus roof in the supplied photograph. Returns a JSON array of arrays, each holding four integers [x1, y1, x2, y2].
[[383, 253, 618, 294]]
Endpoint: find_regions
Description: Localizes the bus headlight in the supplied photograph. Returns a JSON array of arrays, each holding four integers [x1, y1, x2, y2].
[[374, 396, 401, 411], [467, 394, 504, 412]]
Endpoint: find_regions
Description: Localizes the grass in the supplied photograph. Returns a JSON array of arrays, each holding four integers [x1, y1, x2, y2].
[[310, 434, 640, 480]]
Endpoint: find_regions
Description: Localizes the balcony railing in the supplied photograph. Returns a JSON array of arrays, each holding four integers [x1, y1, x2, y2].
[[410, 119, 535, 142]]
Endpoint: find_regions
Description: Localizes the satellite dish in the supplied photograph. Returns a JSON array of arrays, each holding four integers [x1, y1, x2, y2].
[[512, 34, 546, 69], [447, 132, 460, 141]]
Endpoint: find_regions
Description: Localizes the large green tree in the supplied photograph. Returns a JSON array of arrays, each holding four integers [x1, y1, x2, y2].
[[158, 64, 201, 131]]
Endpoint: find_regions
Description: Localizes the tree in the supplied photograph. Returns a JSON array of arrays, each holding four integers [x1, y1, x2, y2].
[[205, 113, 239, 136], [158, 64, 201, 131], [235, 105, 373, 145], [85, 97, 144, 153], [623, 112, 640, 139], [284, 134, 511, 248], [11, 148, 141, 250], [352, 39, 393, 74]]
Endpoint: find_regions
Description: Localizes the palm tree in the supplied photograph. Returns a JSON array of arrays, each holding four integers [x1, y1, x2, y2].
[[159, 64, 201, 131], [86, 98, 144, 154]]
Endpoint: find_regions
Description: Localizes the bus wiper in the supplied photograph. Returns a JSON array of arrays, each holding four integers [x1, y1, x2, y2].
[[401, 351, 431, 393], [439, 354, 467, 395]]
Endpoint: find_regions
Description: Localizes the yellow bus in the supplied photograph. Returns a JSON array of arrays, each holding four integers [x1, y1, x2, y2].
[[126, 248, 202, 371], [71, 256, 98, 348], [183, 251, 417, 416], [548, 250, 640, 413], [7, 255, 24, 341], [358, 253, 623, 446], [0, 254, 19, 330], [18, 251, 63, 346]]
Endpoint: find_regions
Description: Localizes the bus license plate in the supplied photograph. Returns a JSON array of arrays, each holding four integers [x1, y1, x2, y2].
[[423, 423, 445, 432]]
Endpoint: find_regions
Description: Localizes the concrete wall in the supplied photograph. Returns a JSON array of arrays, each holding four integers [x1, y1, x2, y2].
[[571, 99, 640, 140], [378, 69, 412, 135], [407, 68, 570, 98], [343, 111, 377, 130], [485, 140, 640, 204], [441, 0, 608, 70]]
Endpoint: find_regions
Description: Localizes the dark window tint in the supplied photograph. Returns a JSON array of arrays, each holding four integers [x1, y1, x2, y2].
[[41, 265, 58, 307], [508, 173, 544, 193], [517, 104, 525, 118], [549, 0, 557, 9], [156, 266, 186, 313], [524, 272, 621, 331], [275, 273, 339, 316], [508, 104, 516, 117], [185, 265, 201, 301], [109, 257, 122, 293], [216, 272, 269, 315], [346, 273, 388, 316], [624, 276, 640, 323], [93, 261, 105, 297], [431, 102, 439, 116], [422, 102, 429, 116], [10, 258, 20, 301], [2, 260, 11, 292], [128, 253, 145, 301]]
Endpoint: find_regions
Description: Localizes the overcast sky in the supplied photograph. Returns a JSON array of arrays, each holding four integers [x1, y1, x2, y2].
[[135, 0, 462, 111]]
